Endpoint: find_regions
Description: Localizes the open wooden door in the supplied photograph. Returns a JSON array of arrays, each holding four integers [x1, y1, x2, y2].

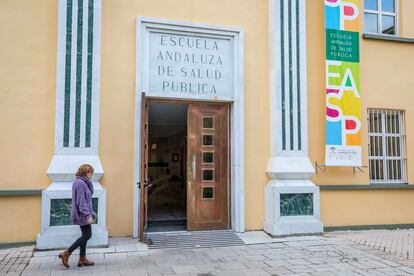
[[187, 103, 229, 230], [139, 93, 149, 241]]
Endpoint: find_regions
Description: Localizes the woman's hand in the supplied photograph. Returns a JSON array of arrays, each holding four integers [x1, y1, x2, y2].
[[87, 216, 93, 224]]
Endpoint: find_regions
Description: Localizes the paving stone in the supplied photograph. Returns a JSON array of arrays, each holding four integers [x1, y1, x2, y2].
[[266, 243, 288, 249], [219, 262, 247, 270], [307, 264, 336, 272], [243, 261, 269, 269], [288, 265, 314, 273], [286, 258, 312, 265], [171, 264, 200, 273], [119, 268, 148, 275], [245, 254, 270, 262], [396, 265, 414, 274], [264, 266, 295, 274], [311, 272, 336, 276], [264, 259, 290, 267], [197, 263, 222, 273], [241, 268, 271, 275], [306, 257, 327, 264]]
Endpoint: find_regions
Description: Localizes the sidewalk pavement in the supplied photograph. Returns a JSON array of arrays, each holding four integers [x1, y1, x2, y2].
[[1, 229, 414, 275], [0, 246, 33, 275]]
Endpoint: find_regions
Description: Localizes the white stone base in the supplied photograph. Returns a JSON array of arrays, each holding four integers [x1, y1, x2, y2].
[[36, 225, 108, 250], [264, 179, 323, 236], [36, 182, 108, 249]]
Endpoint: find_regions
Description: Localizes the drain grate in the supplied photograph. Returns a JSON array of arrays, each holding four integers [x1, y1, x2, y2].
[[146, 230, 245, 249]]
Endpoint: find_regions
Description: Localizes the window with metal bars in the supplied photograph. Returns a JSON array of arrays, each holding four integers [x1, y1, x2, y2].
[[368, 109, 406, 183]]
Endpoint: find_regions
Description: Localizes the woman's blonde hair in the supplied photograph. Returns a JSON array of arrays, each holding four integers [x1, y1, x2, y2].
[[76, 164, 94, 177]]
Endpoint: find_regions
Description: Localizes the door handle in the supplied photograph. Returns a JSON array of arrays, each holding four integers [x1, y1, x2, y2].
[[192, 154, 196, 176], [137, 181, 148, 189], [144, 180, 153, 189]]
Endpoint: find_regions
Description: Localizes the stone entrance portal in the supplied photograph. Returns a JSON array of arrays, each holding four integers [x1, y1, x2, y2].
[[134, 18, 245, 238]]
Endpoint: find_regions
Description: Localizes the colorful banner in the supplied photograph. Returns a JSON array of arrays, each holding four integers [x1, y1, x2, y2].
[[325, 0, 362, 166]]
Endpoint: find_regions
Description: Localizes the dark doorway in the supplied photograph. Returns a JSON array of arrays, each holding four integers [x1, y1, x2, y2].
[[147, 102, 188, 232]]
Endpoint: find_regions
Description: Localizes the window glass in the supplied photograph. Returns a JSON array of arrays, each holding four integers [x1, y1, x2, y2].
[[202, 152, 214, 163], [202, 135, 213, 146], [381, 0, 395, 12], [381, 15, 395, 35], [365, 0, 378, 10], [203, 117, 213, 129], [202, 170, 214, 181], [364, 13, 378, 34], [202, 187, 214, 199]]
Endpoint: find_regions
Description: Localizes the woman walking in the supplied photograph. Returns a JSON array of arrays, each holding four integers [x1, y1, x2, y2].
[[58, 164, 95, 268]]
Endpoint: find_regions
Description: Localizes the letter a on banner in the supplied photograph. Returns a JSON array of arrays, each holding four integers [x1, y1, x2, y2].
[[325, 0, 362, 166]]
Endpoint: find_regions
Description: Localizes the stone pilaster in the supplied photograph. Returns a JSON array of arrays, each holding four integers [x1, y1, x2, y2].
[[264, 0, 323, 236], [36, 0, 107, 249]]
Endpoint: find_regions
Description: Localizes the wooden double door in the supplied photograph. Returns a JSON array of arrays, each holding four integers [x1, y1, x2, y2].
[[139, 98, 229, 240]]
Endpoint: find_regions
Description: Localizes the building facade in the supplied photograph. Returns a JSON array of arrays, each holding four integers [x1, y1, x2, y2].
[[1, 0, 414, 247]]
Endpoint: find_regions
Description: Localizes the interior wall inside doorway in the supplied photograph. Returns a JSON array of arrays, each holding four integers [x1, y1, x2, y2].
[[147, 102, 188, 232]]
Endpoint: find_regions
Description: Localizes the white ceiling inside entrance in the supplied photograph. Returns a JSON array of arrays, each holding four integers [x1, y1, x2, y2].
[[149, 103, 187, 138]]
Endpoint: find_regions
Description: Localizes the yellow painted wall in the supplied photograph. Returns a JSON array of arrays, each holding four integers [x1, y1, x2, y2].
[[401, 0, 414, 38], [321, 190, 414, 226], [308, 0, 414, 226], [0, 1, 56, 190], [0, 1, 56, 242], [100, 0, 269, 235], [1, 0, 414, 243], [0, 197, 41, 243]]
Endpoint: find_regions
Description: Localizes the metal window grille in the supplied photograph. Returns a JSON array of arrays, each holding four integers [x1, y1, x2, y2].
[[368, 109, 406, 183]]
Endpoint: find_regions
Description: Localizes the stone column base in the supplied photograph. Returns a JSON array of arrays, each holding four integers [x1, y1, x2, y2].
[[264, 179, 323, 236], [36, 225, 108, 250], [36, 182, 108, 250]]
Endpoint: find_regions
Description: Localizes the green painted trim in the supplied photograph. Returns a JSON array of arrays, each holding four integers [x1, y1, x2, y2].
[[363, 34, 414, 43], [288, 0, 293, 150], [319, 184, 414, 190], [63, 0, 73, 147], [85, 0, 94, 148], [325, 224, 414, 232], [0, 241, 35, 249], [0, 189, 43, 196], [295, 0, 301, 151], [74, 0, 84, 147]]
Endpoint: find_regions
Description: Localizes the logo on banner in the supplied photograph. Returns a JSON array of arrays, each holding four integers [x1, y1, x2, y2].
[[325, 0, 362, 166]]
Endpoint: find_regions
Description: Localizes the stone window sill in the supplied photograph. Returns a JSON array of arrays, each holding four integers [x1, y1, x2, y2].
[[363, 34, 414, 43]]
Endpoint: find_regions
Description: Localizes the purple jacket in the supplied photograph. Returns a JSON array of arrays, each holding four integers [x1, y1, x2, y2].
[[71, 176, 94, 226]]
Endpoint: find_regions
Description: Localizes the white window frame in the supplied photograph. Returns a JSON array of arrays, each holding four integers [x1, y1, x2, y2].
[[368, 109, 406, 184], [364, 0, 398, 36]]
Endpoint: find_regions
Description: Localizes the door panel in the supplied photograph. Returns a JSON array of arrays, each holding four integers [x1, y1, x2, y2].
[[187, 103, 229, 230], [139, 93, 149, 241]]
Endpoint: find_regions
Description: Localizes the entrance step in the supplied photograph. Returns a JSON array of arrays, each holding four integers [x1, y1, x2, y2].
[[148, 219, 186, 226], [147, 219, 187, 232], [146, 230, 245, 249]]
